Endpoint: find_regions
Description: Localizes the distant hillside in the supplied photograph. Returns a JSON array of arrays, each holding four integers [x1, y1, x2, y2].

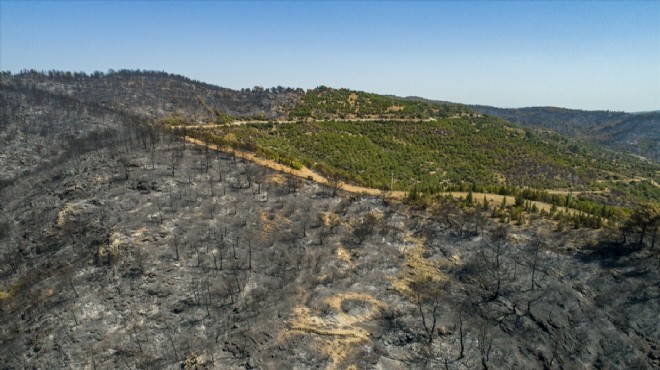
[[1, 70, 303, 121], [290, 87, 471, 120], [3, 71, 472, 122], [470, 105, 660, 162], [189, 116, 660, 207], [2, 70, 658, 207], [599, 112, 660, 161]]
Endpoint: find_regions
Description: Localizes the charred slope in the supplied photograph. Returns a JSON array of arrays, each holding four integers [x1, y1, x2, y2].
[[0, 81, 155, 184], [2, 70, 303, 121], [0, 80, 658, 369]]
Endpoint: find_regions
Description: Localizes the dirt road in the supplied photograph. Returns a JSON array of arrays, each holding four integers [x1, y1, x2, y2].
[[180, 117, 439, 131], [185, 136, 580, 215]]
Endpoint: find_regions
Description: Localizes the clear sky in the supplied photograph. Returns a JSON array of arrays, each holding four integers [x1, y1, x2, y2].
[[1, 1, 658, 112]]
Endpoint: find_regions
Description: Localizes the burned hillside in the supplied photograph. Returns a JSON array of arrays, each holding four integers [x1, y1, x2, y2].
[[0, 73, 658, 369]]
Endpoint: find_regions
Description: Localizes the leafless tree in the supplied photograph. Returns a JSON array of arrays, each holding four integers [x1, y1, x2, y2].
[[476, 319, 495, 370], [411, 278, 447, 344]]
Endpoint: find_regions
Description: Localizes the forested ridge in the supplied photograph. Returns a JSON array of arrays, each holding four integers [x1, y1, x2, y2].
[[290, 86, 471, 119]]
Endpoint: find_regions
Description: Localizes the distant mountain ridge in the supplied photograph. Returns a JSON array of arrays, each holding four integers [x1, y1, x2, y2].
[[2, 70, 657, 163], [470, 105, 660, 162], [1, 69, 304, 121]]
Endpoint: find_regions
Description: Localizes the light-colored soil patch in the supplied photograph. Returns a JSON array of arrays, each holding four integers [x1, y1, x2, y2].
[[335, 246, 356, 269], [450, 192, 579, 215], [266, 173, 287, 185], [284, 292, 386, 369], [386, 105, 405, 112], [388, 235, 449, 298], [130, 226, 150, 244], [319, 212, 341, 229], [255, 210, 292, 243], [348, 93, 358, 108]]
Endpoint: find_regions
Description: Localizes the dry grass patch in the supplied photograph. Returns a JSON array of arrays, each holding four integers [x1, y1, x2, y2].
[[98, 228, 131, 262], [266, 173, 287, 185], [0, 286, 17, 301], [283, 292, 386, 369], [388, 235, 449, 298], [335, 246, 356, 269], [254, 210, 293, 243], [348, 93, 358, 107], [131, 226, 150, 243], [386, 105, 405, 112], [319, 212, 341, 229], [39, 287, 55, 301], [55, 202, 86, 228]]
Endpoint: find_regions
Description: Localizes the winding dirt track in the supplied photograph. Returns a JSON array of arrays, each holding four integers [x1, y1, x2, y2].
[[185, 137, 405, 197], [181, 117, 439, 130], [184, 136, 580, 215]]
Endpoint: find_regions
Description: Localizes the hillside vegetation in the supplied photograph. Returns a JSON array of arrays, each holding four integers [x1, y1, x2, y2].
[[188, 118, 659, 207], [471, 105, 660, 162], [290, 86, 471, 120], [3, 70, 658, 212]]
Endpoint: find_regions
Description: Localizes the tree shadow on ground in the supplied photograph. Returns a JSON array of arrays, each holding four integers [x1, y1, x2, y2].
[[574, 240, 645, 269]]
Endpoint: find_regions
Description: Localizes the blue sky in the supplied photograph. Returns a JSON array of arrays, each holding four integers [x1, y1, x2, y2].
[[1, 1, 658, 112]]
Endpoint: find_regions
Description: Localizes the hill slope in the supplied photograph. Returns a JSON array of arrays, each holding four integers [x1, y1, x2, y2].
[[2, 70, 303, 121], [290, 86, 471, 120], [3, 70, 658, 209], [188, 113, 659, 210], [471, 105, 660, 162], [1, 78, 658, 369]]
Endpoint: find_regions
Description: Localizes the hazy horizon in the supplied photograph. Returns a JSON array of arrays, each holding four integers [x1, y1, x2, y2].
[[2, 1, 658, 112]]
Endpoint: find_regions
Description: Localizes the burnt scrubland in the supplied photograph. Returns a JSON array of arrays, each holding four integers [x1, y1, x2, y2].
[[1, 71, 659, 369]]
